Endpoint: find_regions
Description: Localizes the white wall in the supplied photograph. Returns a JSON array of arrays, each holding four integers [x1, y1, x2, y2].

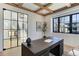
[[0, 4, 44, 52], [0, 8, 3, 52], [45, 5, 79, 47]]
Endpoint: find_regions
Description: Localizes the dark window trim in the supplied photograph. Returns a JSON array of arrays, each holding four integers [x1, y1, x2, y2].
[[53, 12, 79, 34], [58, 17, 60, 32], [53, 18, 58, 32], [70, 15, 72, 33]]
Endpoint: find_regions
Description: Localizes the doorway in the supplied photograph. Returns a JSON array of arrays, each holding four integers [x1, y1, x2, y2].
[[3, 9, 28, 50]]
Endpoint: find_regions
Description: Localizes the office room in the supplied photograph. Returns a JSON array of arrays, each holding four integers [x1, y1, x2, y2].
[[0, 1, 79, 59]]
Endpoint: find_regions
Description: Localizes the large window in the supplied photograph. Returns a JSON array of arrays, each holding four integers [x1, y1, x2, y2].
[[60, 16, 70, 33], [72, 14, 79, 33], [53, 13, 79, 34], [53, 18, 58, 32]]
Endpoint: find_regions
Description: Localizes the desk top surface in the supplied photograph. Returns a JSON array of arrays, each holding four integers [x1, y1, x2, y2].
[[22, 37, 63, 54]]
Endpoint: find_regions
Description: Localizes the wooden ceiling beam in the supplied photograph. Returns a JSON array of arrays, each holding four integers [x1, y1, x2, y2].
[[43, 7, 53, 12], [45, 3, 79, 16], [6, 3, 79, 16], [34, 3, 44, 7], [44, 3, 52, 7], [6, 3, 45, 16], [35, 8, 42, 12], [44, 3, 53, 12], [34, 3, 53, 12], [6, 3, 34, 12], [34, 3, 44, 12], [15, 3, 23, 7], [53, 3, 79, 13]]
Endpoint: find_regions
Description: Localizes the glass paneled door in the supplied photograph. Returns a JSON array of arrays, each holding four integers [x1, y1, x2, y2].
[[3, 9, 28, 49], [4, 10, 18, 49], [18, 13, 28, 45], [11, 11, 18, 47]]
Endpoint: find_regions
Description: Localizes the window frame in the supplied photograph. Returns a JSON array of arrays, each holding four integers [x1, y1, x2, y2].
[[53, 17, 59, 32], [53, 12, 79, 34], [3, 8, 28, 49]]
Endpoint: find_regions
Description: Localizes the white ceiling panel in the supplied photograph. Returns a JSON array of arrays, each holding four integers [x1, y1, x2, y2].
[[22, 3, 40, 11], [48, 3, 71, 11], [40, 3, 48, 5], [37, 9, 49, 14]]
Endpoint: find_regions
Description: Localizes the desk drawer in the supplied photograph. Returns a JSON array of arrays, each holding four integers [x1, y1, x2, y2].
[[35, 49, 49, 56], [41, 50, 49, 56]]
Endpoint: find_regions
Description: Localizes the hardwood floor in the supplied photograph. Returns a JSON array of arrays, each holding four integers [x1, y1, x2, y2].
[[4, 39, 22, 49], [0, 45, 76, 56], [0, 46, 21, 56], [64, 44, 74, 52]]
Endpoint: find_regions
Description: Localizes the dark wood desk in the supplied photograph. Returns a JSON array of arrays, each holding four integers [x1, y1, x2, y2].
[[21, 37, 64, 56]]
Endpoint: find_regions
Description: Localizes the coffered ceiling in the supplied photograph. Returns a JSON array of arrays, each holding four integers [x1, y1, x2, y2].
[[6, 3, 79, 16]]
